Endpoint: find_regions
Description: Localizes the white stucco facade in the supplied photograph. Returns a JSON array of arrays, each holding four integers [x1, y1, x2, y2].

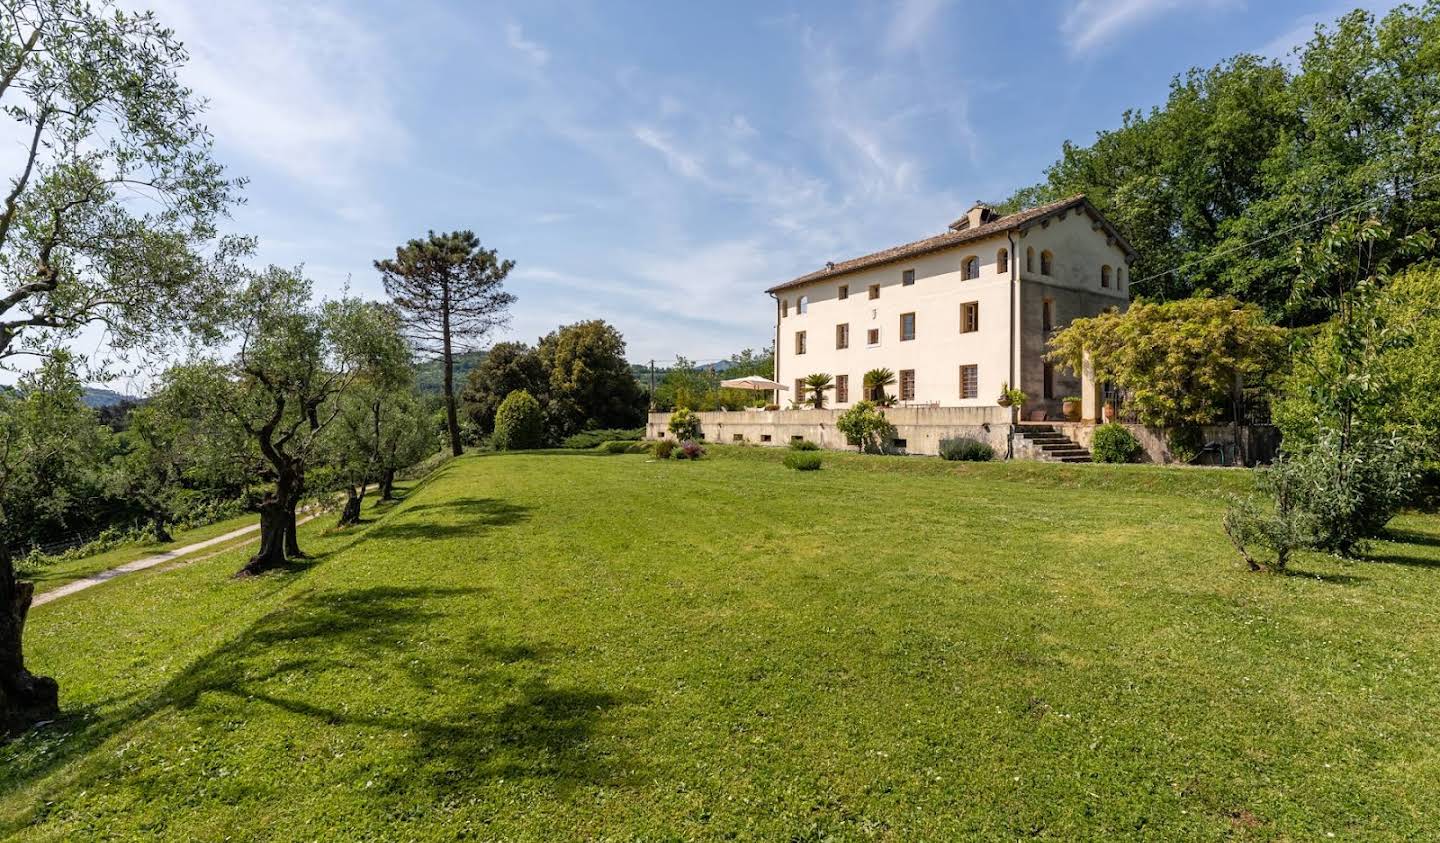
[[769, 197, 1134, 415]]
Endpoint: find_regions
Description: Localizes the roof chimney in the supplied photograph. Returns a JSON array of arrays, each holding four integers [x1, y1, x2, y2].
[[966, 201, 991, 230]]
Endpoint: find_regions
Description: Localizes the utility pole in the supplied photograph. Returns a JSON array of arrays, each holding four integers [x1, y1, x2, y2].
[[649, 359, 656, 410]]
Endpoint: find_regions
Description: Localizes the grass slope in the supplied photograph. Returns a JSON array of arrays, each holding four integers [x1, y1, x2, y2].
[[3, 451, 1439, 839]]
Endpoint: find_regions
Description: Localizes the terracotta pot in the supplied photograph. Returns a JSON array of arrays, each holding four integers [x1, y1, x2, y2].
[[997, 395, 1012, 408], [1062, 399, 1079, 421]]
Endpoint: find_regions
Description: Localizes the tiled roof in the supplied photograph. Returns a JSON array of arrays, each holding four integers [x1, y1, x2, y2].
[[766, 195, 1134, 294]]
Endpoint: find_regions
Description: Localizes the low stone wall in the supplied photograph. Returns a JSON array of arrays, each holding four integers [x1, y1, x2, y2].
[[647, 407, 1010, 457], [648, 408, 1281, 465], [1046, 421, 1280, 466]]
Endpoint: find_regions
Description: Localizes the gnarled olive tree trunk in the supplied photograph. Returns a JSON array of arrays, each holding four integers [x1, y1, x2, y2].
[[0, 546, 58, 733], [337, 484, 364, 527]]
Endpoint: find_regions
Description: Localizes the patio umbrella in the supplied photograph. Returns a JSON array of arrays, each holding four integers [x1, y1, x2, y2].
[[720, 375, 786, 406]]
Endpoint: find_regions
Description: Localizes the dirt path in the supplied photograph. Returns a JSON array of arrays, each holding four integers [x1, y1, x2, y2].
[[32, 501, 347, 607]]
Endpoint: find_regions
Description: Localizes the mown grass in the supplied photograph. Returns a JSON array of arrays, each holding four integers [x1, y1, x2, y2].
[[2, 449, 1438, 839]]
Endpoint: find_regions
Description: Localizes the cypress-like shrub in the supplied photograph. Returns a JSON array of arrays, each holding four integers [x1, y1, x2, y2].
[[492, 390, 544, 450]]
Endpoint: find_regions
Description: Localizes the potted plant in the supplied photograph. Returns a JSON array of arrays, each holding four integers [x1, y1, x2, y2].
[[997, 383, 1027, 411], [1103, 402, 1117, 422], [1062, 395, 1081, 421]]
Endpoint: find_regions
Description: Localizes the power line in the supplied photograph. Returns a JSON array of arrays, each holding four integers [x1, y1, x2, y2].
[[1130, 170, 1440, 288]]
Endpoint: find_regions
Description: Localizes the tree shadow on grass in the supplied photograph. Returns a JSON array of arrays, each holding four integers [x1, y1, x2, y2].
[[0, 585, 636, 830], [367, 497, 530, 542], [1280, 568, 1368, 586], [1383, 528, 1440, 549]]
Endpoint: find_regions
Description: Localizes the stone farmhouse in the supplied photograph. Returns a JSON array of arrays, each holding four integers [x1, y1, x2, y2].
[[768, 195, 1134, 417], [647, 195, 1276, 462]]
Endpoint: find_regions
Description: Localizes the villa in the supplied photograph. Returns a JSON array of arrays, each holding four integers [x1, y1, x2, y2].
[[769, 195, 1135, 417], [645, 195, 1238, 460]]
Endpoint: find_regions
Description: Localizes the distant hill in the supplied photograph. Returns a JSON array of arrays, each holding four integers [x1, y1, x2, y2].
[[414, 351, 488, 395], [81, 387, 136, 408]]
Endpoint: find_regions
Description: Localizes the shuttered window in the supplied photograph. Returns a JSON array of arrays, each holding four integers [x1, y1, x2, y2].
[[959, 365, 978, 399]]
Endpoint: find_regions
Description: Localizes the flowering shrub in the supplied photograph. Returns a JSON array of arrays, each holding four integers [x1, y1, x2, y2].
[[668, 408, 701, 440], [675, 440, 706, 460]]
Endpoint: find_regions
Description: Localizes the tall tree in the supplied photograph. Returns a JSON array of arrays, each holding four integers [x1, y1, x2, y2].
[[1007, 5, 1440, 323], [0, 354, 101, 730], [536, 320, 645, 442], [461, 341, 546, 435], [375, 231, 515, 457], [177, 268, 402, 576], [0, 1, 242, 732]]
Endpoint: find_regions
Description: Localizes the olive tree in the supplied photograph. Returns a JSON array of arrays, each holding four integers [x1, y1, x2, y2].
[[178, 268, 404, 576], [0, 1, 243, 732]]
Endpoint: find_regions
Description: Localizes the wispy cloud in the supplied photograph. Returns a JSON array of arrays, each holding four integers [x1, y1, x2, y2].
[[138, 0, 408, 204], [632, 125, 709, 182], [1060, 0, 1240, 55], [505, 22, 550, 67], [884, 0, 949, 53]]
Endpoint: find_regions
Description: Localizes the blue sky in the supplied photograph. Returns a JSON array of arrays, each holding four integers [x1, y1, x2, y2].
[[129, 0, 1403, 373]]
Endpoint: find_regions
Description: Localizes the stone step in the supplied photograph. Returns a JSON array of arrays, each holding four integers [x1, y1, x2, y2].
[[1057, 455, 1093, 463]]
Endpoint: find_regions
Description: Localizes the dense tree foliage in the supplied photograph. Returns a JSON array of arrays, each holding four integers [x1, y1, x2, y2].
[[461, 341, 547, 434], [1274, 220, 1437, 449], [0, 0, 244, 732], [536, 320, 646, 441], [376, 231, 515, 457], [462, 321, 648, 444], [1048, 297, 1286, 442], [1007, 5, 1440, 322], [173, 269, 411, 576]]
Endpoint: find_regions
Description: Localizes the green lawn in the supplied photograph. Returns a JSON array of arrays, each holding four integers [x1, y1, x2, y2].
[[3, 450, 1439, 839]]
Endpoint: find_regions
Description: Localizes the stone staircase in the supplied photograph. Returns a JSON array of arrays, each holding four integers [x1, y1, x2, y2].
[[1014, 424, 1092, 463]]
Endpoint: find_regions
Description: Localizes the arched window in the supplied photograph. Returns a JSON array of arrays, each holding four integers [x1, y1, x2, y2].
[[798, 295, 809, 314], [1040, 250, 1053, 276], [962, 255, 979, 280], [1116, 267, 1125, 290], [996, 248, 1008, 273], [1101, 265, 1112, 288], [1026, 247, 1035, 273]]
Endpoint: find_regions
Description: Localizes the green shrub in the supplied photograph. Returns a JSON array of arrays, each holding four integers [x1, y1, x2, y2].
[[783, 451, 823, 471], [492, 390, 544, 450], [1166, 426, 1204, 463], [597, 440, 636, 454], [668, 408, 701, 440], [1090, 423, 1141, 463], [836, 401, 895, 454], [625, 441, 652, 454], [653, 439, 677, 459], [789, 439, 820, 451], [562, 428, 644, 449], [1224, 429, 1421, 569], [938, 437, 993, 461]]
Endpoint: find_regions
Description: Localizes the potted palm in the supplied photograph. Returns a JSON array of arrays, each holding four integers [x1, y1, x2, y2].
[[803, 373, 835, 409], [863, 368, 898, 407]]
